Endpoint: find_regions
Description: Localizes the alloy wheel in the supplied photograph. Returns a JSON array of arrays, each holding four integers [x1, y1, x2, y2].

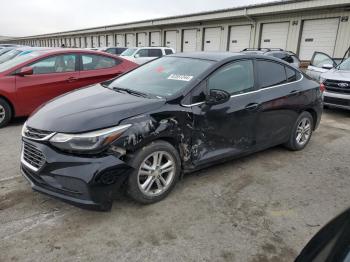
[[296, 118, 311, 146], [0, 105, 5, 124], [137, 151, 176, 197]]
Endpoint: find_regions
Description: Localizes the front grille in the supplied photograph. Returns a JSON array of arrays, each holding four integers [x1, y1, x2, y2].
[[24, 126, 54, 140], [22, 142, 46, 171], [324, 79, 350, 94]]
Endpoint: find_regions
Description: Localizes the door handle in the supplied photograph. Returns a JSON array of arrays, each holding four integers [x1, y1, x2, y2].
[[66, 77, 78, 83], [245, 103, 260, 111]]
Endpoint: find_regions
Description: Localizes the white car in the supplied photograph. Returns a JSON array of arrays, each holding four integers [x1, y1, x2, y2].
[[306, 50, 350, 110], [120, 47, 175, 65]]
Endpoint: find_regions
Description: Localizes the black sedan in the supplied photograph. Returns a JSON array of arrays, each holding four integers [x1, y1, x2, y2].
[[20, 52, 323, 210]]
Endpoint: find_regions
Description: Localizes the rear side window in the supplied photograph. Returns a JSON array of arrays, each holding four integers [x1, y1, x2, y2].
[[149, 49, 163, 57], [208, 60, 254, 95], [257, 60, 286, 88], [286, 67, 297, 82], [165, 49, 174, 55], [30, 54, 76, 74], [81, 54, 118, 70]]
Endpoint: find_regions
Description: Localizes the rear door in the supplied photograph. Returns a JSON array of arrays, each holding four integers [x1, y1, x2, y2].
[[255, 59, 302, 148], [78, 53, 123, 87], [192, 59, 259, 165], [16, 53, 79, 115], [306, 52, 336, 81]]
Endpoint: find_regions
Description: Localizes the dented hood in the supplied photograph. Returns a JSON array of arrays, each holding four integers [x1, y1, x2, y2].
[[27, 84, 166, 133]]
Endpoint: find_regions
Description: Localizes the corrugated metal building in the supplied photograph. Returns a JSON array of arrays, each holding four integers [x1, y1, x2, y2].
[[2, 0, 350, 61]]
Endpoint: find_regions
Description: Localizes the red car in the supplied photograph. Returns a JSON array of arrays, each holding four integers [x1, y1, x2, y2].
[[0, 49, 138, 127]]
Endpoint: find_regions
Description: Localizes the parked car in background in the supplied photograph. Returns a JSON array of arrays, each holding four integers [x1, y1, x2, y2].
[[95, 47, 128, 56], [0, 49, 138, 127], [120, 47, 175, 64], [20, 52, 323, 210], [305, 48, 350, 110], [0, 47, 52, 64], [241, 48, 301, 68]]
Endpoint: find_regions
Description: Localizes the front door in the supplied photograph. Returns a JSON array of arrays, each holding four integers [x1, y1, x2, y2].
[[191, 59, 259, 166], [16, 54, 79, 115]]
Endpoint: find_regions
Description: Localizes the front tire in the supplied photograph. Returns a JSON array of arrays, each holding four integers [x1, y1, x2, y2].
[[127, 140, 181, 204], [284, 111, 313, 151], [0, 98, 12, 128]]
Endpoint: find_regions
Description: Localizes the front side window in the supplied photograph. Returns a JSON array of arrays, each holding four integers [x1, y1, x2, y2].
[[208, 60, 254, 95], [30, 54, 76, 74], [120, 48, 137, 57], [337, 58, 350, 71], [257, 60, 286, 88], [109, 56, 214, 97], [311, 52, 334, 68], [82, 54, 118, 70], [136, 49, 149, 57]]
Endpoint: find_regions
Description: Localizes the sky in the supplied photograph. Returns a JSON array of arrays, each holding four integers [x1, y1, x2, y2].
[[0, 0, 276, 37]]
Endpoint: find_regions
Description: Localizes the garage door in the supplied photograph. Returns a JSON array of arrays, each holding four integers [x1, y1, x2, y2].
[[260, 22, 289, 49], [229, 25, 252, 52], [150, 32, 161, 46], [116, 34, 125, 47], [126, 34, 135, 47], [183, 29, 197, 52], [299, 18, 339, 61], [92, 36, 99, 47], [165, 31, 177, 51], [137, 33, 147, 47], [75, 37, 80, 47], [106, 34, 113, 47], [203, 27, 222, 51], [99, 35, 106, 47]]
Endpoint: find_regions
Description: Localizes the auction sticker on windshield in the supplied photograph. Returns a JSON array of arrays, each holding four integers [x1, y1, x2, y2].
[[168, 74, 194, 81]]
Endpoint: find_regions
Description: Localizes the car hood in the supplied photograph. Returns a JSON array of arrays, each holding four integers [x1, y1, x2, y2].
[[321, 69, 350, 81], [27, 84, 166, 133]]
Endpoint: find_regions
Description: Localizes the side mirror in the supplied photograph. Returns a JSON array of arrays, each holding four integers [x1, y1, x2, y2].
[[322, 63, 333, 70], [206, 89, 230, 105], [18, 66, 33, 76], [134, 54, 140, 58]]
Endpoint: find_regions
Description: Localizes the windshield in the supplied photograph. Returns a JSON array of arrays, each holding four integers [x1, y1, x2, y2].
[[0, 49, 22, 64], [337, 57, 350, 71], [0, 51, 42, 73], [120, 48, 137, 56], [109, 56, 214, 97]]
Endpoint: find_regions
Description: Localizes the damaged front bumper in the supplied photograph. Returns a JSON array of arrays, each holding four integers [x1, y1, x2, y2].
[[20, 138, 132, 211]]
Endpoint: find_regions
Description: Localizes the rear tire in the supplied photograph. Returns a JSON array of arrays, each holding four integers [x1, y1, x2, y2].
[[0, 98, 12, 128], [126, 140, 181, 204], [284, 111, 313, 151]]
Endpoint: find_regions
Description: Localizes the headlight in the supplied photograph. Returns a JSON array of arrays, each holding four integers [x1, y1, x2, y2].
[[319, 76, 326, 84], [50, 124, 131, 153], [21, 122, 28, 137]]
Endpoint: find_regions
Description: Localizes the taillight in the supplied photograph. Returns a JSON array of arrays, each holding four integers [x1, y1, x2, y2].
[[320, 83, 326, 93]]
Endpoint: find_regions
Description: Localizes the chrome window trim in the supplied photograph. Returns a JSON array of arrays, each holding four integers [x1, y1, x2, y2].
[[181, 74, 303, 107]]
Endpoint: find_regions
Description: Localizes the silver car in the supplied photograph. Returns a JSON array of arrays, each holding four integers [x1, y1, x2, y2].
[[306, 51, 350, 110]]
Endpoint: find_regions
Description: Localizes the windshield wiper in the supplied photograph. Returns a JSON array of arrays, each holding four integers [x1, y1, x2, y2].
[[111, 87, 150, 98]]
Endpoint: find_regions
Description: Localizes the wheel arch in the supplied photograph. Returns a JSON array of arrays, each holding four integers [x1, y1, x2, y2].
[[0, 95, 15, 117], [304, 108, 318, 130]]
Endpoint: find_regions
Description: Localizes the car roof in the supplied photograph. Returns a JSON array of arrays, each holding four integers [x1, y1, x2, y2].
[[170, 52, 245, 61], [25, 48, 118, 56]]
